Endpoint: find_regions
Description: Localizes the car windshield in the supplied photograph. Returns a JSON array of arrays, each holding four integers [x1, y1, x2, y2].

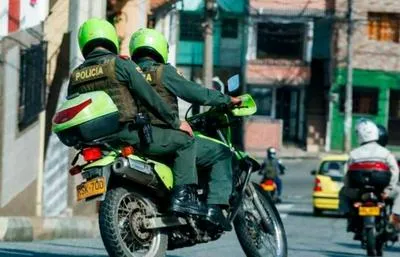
[[319, 161, 347, 178]]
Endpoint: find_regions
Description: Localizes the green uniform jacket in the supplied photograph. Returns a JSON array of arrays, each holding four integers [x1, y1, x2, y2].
[[68, 49, 181, 129], [138, 59, 231, 106]]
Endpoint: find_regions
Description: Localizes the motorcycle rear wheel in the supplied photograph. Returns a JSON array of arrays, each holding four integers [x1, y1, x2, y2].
[[366, 227, 377, 256], [99, 187, 168, 257], [234, 183, 288, 257]]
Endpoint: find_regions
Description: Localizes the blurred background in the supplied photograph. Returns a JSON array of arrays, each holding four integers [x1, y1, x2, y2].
[[0, 0, 399, 223]]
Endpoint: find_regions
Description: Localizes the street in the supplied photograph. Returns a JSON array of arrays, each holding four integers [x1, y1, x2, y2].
[[0, 160, 399, 257]]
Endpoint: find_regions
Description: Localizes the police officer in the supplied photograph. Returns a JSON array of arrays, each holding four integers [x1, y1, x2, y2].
[[129, 28, 241, 231], [68, 18, 207, 217], [339, 119, 400, 235]]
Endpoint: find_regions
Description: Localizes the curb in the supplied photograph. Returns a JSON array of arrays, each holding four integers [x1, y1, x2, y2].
[[0, 216, 100, 242]]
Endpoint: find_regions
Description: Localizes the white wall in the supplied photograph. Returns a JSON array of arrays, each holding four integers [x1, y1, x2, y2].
[[20, 0, 49, 31], [1, 46, 42, 207], [0, 0, 9, 37]]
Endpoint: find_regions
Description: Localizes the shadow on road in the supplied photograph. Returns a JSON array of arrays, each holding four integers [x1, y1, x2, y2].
[[286, 210, 344, 219], [289, 247, 362, 257], [0, 248, 107, 257], [337, 241, 400, 253]]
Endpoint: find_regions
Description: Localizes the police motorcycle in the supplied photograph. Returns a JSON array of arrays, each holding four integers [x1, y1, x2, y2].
[[347, 161, 398, 256], [52, 75, 288, 257]]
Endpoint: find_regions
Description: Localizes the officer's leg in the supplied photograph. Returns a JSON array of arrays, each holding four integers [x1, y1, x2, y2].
[[196, 136, 233, 230], [118, 125, 206, 216]]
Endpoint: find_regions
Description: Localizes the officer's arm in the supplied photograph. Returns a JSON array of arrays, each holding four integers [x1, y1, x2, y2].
[[162, 64, 231, 106], [386, 153, 400, 198], [118, 59, 181, 129]]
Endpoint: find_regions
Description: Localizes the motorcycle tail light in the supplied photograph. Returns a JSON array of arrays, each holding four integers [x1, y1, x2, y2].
[[363, 201, 375, 207], [314, 178, 322, 192], [82, 147, 102, 162], [53, 99, 92, 124]]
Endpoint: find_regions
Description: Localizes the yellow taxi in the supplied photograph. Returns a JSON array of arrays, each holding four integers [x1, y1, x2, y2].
[[311, 154, 349, 216]]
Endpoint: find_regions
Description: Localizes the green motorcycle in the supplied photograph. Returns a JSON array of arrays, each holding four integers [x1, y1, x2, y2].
[[52, 75, 287, 257]]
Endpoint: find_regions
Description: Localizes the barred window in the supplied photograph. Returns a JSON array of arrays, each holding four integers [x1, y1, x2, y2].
[[179, 12, 203, 41], [19, 42, 47, 130], [368, 12, 400, 43]]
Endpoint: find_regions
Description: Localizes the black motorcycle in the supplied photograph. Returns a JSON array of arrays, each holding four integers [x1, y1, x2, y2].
[[347, 161, 399, 256]]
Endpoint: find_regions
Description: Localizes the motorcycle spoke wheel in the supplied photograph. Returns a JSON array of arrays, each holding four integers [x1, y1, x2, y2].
[[99, 187, 168, 257]]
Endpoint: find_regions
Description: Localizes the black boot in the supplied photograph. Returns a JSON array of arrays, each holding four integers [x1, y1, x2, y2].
[[205, 204, 232, 231], [169, 184, 208, 216]]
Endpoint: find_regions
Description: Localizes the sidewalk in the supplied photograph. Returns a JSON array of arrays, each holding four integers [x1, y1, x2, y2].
[[0, 216, 99, 242]]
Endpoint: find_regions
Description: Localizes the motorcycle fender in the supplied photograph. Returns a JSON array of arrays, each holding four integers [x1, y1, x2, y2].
[[363, 216, 376, 228]]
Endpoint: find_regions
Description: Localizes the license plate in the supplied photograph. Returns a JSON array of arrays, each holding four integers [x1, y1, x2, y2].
[[359, 206, 380, 216], [76, 177, 106, 201]]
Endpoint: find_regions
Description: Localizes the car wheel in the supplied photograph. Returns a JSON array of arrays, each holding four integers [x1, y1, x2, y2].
[[313, 207, 323, 216]]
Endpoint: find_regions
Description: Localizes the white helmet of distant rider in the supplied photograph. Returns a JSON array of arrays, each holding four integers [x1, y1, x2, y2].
[[355, 118, 379, 145]]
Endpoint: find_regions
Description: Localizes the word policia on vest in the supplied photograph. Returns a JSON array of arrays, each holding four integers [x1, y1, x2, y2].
[[75, 66, 104, 81]]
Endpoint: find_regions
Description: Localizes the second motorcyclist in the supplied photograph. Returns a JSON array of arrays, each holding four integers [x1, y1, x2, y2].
[[339, 119, 400, 237]]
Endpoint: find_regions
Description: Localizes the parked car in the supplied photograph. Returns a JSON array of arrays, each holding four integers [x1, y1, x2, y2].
[[311, 154, 349, 216]]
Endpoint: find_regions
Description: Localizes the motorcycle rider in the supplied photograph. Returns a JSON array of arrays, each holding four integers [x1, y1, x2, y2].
[[339, 119, 400, 237], [67, 18, 208, 218], [129, 28, 241, 230], [259, 147, 285, 203]]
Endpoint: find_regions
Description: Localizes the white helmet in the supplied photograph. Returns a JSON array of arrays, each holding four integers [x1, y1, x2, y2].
[[355, 118, 379, 145]]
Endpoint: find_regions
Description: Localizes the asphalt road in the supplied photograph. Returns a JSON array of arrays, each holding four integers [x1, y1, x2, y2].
[[0, 159, 399, 257]]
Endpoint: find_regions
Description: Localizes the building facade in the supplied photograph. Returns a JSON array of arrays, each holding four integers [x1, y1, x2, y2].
[[244, 0, 334, 156], [328, 0, 400, 151]]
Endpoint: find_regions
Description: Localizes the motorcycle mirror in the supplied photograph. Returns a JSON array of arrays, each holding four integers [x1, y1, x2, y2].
[[227, 74, 240, 93], [212, 76, 225, 94]]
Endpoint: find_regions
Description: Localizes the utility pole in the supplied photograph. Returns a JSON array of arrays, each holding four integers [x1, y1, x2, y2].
[[344, 0, 354, 152], [203, 0, 217, 90]]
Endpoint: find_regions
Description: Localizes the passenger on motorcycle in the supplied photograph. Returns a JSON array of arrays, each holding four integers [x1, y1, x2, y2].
[[69, 19, 208, 218], [128, 28, 241, 231], [339, 119, 400, 234], [260, 147, 286, 203]]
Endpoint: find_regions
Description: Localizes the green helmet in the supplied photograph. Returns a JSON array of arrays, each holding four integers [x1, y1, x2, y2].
[[129, 28, 169, 63], [78, 18, 119, 57]]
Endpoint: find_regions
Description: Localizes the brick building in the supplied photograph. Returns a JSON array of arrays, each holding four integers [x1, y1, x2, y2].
[[328, 0, 400, 150]]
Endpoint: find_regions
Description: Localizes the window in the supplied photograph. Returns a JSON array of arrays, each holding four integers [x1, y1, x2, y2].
[[19, 42, 47, 130], [389, 90, 400, 119], [319, 161, 346, 177], [339, 87, 379, 115], [179, 12, 203, 41], [368, 12, 400, 43], [256, 22, 305, 59], [221, 18, 238, 38], [249, 86, 273, 116]]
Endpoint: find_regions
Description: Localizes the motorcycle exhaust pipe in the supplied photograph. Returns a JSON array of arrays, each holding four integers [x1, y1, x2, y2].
[[112, 157, 159, 188]]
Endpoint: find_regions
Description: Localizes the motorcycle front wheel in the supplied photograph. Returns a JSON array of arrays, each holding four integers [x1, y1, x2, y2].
[[234, 182, 288, 257], [99, 187, 168, 257]]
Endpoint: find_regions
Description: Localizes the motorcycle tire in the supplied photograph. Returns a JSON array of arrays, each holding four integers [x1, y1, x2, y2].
[[366, 227, 377, 256], [234, 182, 288, 257], [99, 187, 168, 257]]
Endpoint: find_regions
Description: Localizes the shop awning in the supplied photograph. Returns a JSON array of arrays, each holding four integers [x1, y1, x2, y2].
[[246, 59, 311, 86]]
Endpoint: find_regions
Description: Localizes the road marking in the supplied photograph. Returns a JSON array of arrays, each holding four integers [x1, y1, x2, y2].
[[279, 213, 288, 219], [276, 204, 294, 211]]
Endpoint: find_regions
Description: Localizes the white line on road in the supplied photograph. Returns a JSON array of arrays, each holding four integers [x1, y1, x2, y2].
[[276, 204, 294, 211]]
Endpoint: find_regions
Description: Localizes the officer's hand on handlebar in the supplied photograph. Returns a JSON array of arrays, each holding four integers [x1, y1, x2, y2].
[[179, 121, 194, 137], [230, 97, 242, 107]]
